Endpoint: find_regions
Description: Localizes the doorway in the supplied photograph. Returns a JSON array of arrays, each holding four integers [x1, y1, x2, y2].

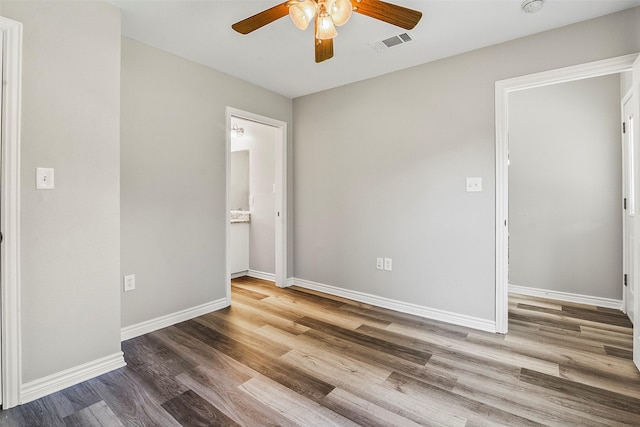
[[225, 107, 287, 300], [508, 74, 623, 308], [495, 54, 640, 335]]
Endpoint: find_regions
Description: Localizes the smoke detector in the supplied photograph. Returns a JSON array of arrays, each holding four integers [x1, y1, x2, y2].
[[522, 0, 544, 14]]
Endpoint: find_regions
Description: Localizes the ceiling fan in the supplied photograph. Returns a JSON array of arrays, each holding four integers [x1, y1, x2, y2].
[[232, 0, 423, 63]]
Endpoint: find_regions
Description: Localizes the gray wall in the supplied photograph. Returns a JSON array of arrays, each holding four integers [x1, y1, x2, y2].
[[292, 8, 640, 321], [121, 38, 292, 328], [231, 118, 277, 274], [1, 1, 122, 382], [509, 75, 622, 299]]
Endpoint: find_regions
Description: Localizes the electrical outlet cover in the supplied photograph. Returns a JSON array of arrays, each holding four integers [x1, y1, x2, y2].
[[123, 274, 136, 292]]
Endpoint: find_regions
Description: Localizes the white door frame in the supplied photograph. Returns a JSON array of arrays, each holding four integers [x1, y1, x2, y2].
[[495, 53, 639, 334], [0, 16, 22, 409], [225, 107, 287, 300], [621, 89, 634, 320], [631, 54, 640, 371]]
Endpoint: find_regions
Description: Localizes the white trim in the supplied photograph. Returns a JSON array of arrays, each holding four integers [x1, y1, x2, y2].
[[225, 108, 288, 297], [20, 352, 125, 405], [225, 113, 232, 304], [285, 277, 295, 288], [120, 298, 228, 342], [0, 16, 22, 409], [291, 278, 496, 333], [622, 88, 634, 317], [247, 270, 275, 282], [496, 54, 639, 93], [231, 271, 248, 279], [632, 55, 640, 370], [509, 284, 623, 310], [495, 74, 509, 334], [495, 53, 639, 335]]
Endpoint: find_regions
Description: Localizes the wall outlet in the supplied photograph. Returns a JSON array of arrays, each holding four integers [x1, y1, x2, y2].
[[384, 258, 393, 271], [123, 274, 136, 292], [376, 257, 384, 270]]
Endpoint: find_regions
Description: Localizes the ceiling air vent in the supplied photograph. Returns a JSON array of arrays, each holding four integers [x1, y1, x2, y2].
[[369, 33, 413, 53]]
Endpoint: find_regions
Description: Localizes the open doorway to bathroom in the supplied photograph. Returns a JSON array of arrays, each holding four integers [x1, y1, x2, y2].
[[225, 108, 287, 299]]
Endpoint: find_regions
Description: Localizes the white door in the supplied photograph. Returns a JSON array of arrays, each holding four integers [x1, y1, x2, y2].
[[623, 95, 635, 324], [632, 55, 640, 372]]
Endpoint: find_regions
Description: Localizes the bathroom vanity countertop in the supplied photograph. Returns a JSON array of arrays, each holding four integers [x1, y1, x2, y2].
[[230, 210, 250, 223]]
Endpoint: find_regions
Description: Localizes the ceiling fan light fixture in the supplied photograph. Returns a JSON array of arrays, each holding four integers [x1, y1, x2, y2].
[[232, 0, 423, 63], [289, 0, 317, 30], [328, 0, 353, 26], [316, 10, 337, 40]]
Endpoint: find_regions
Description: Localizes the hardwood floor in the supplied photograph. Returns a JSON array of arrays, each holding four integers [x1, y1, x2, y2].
[[2, 277, 639, 426]]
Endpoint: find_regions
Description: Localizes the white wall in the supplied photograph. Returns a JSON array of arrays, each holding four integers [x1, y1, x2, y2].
[[292, 8, 640, 322], [622, 71, 633, 96], [1, 1, 122, 382], [230, 150, 250, 211], [509, 75, 622, 299], [231, 118, 277, 275], [120, 38, 291, 328]]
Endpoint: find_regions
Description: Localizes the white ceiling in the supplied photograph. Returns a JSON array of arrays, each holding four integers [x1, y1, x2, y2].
[[110, 0, 640, 98]]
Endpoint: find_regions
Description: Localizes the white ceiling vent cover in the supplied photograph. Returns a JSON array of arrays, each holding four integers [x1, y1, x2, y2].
[[369, 33, 413, 52]]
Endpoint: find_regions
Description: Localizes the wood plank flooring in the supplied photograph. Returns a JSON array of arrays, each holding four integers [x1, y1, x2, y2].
[[1, 277, 639, 426]]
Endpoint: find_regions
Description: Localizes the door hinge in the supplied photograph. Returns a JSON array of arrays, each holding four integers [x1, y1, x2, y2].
[[624, 273, 628, 287], [624, 197, 627, 210], [623, 122, 626, 134]]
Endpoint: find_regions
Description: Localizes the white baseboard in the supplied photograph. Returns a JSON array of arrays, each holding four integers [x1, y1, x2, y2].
[[121, 297, 229, 342], [509, 284, 623, 310], [285, 277, 295, 288], [231, 271, 248, 279], [21, 352, 126, 404], [290, 278, 496, 333], [247, 270, 275, 282]]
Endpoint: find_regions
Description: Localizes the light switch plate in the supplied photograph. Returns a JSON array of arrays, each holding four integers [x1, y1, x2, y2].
[[466, 177, 482, 192], [36, 167, 55, 190]]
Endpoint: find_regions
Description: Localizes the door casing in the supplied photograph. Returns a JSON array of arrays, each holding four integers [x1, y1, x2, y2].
[[622, 91, 635, 323], [0, 15, 23, 409], [631, 54, 640, 371]]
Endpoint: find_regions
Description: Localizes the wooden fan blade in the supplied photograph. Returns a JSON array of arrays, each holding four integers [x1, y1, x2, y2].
[[232, 2, 290, 34], [315, 37, 334, 63], [351, 0, 422, 30]]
